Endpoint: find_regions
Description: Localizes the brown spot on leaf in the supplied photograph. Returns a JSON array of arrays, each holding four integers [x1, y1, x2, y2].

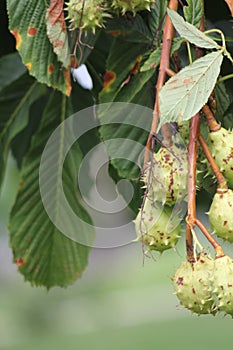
[[64, 68, 72, 96], [107, 30, 121, 37], [54, 40, 63, 48], [71, 57, 78, 69], [47, 0, 67, 32], [15, 258, 25, 267], [131, 56, 142, 76], [11, 29, 22, 49], [103, 71, 116, 91], [26, 62, 32, 70], [27, 27, 37, 36], [19, 180, 24, 188], [48, 64, 54, 74]]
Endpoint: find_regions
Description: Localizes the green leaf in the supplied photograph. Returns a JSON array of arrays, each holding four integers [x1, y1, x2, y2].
[[167, 8, 220, 49], [0, 52, 26, 91], [98, 74, 154, 180], [147, 0, 167, 39], [159, 50, 223, 127], [140, 47, 161, 72], [0, 74, 46, 190], [11, 94, 49, 168], [106, 14, 152, 43], [98, 38, 155, 180], [183, 0, 204, 28], [7, 0, 71, 95], [9, 91, 92, 288], [140, 37, 184, 72], [99, 38, 149, 103]]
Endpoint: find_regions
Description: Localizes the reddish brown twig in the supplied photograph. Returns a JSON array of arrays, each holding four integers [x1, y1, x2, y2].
[[144, 0, 178, 167], [198, 134, 228, 190], [202, 105, 221, 132], [195, 219, 225, 258], [186, 113, 200, 260]]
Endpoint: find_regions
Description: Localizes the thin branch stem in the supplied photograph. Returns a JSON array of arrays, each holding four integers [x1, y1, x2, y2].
[[202, 105, 221, 132], [186, 113, 200, 259], [195, 218, 225, 258], [144, 0, 178, 167], [166, 67, 176, 76], [217, 73, 233, 83], [198, 134, 228, 190]]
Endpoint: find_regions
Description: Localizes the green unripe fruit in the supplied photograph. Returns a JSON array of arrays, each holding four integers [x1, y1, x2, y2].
[[211, 255, 233, 317], [208, 127, 233, 188], [66, 0, 110, 32], [196, 152, 217, 193], [134, 198, 181, 252], [172, 254, 216, 315], [208, 189, 233, 242], [112, 0, 154, 15], [143, 144, 188, 206]]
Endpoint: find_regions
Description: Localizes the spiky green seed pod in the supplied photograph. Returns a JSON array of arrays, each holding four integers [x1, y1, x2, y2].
[[172, 253, 216, 315], [134, 198, 181, 252], [208, 127, 233, 188], [177, 121, 190, 145], [66, 0, 110, 32], [111, 0, 154, 15], [196, 152, 217, 193], [211, 255, 233, 317], [143, 144, 188, 206], [208, 189, 233, 242]]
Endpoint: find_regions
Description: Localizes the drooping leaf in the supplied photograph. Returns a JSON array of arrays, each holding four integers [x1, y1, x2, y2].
[[108, 163, 143, 216], [9, 91, 92, 288], [98, 101, 153, 180], [0, 52, 26, 91], [98, 38, 155, 180], [140, 37, 184, 72], [11, 94, 50, 168], [7, 0, 71, 95], [159, 50, 223, 127], [140, 47, 161, 72], [167, 8, 220, 49], [183, 0, 204, 28], [99, 38, 149, 103], [0, 74, 47, 190], [147, 0, 167, 41], [99, 72, 154, 179], [46, 0, 70, 68]]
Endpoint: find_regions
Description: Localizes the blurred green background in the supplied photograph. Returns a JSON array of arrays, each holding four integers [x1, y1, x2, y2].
[[0, 156, 233, 350]]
